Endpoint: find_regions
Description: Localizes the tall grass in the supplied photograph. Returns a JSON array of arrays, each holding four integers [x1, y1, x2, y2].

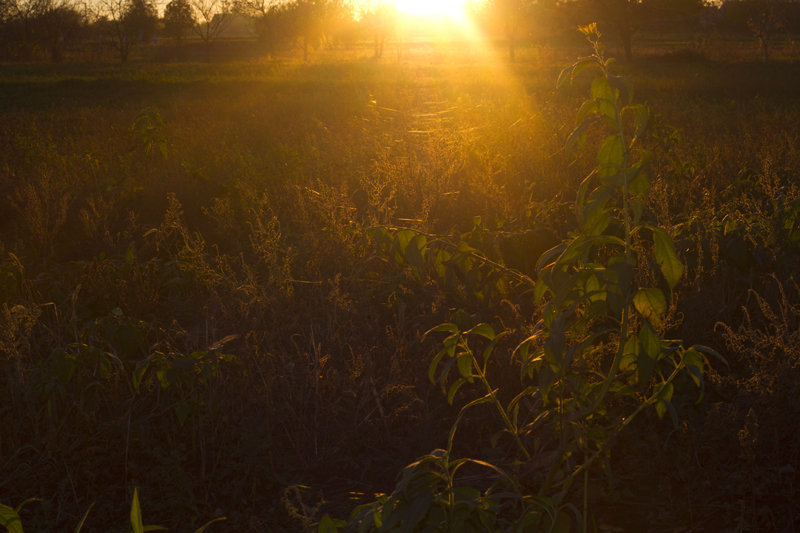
[[1, 45, 799, 530]]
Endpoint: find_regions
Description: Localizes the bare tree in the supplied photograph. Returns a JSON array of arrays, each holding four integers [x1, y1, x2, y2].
[[486, 0, 532, 62], [287, 0, 328, 61], [359, 0, 394, 58], [98, 0, 157, 61], [6, 0, 50, 58], [747, 0, 780, 62], [233, 0, 288, 57], [192, 0, 229, 61]]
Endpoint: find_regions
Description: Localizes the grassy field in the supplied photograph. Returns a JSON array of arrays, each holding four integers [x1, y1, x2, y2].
[[2, 41, 800, 531]]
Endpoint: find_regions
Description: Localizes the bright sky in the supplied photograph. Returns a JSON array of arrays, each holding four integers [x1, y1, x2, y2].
[[393, 0, 472, 20]]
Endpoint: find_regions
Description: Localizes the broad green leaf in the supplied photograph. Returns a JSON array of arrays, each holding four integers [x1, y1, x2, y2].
[[625, 104, 649, 143], [424, 323, 459, 338], [456, 352, 473, 381], [683, 348, 704, 388], [565, 119, 595, 154], [556, 57, 596, 88], [551, 510, 572, 533], [468, 323, 495, 341], [651, 227, 684, 289], [447, 378, 465, 404], [317, 514, 342, 533], [581, 202, 611, 236], [536, 243, 566, 274], [0, 504, 23, 533], [571, 57, 597, 79], [653, 382, 674, 419], [132, 358, 151, 394], [404, 235, 427, 277], [429, 349, 446, 383], [597, 135, 624, 175], [533, 279, 548, 303], [694, 344, 728, 366], [629, 170, 649, 196], [619, 335, 639, 373], [576, 99, 597, 124], [481, 331, 508, 364], [591, 76, 615, 103], [556, 64, 574, 89], [638, 323, 660, 384], [608, 74, 633, 104], [633, 288, 666, 328]]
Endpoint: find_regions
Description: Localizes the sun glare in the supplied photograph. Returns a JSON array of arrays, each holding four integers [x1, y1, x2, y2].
[[393, 0, 470, 21]]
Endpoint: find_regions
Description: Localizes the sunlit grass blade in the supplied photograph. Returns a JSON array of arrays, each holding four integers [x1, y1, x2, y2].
[[74, 502, 95, 533]]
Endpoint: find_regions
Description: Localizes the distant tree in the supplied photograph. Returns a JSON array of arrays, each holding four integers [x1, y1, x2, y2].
[[747, 0, 780, 61], [192, 0, 229, 60], [123, 0, 157, 41], [34, 1, 84, 61], [487, 0, 532, 61], [595, 0, 638, 61], [286, 0, 327, 60], [719, 0, 785, 62], [0, 0, 15, 22], [358, 0, 395, 58], [163, 0, 194, 43], [4, 0, 50, 58], [99, 0, 157, 61], [233, 0, 289, 57]]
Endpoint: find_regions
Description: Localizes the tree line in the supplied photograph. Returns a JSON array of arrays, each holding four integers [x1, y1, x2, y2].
[[0, 0, 798, 63]]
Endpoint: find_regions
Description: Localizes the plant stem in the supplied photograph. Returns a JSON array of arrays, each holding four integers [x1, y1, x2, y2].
[[473, 356, 531, 461]]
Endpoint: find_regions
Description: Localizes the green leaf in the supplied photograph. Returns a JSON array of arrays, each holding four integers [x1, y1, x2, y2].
[[447, 378, 466, 405], [534, 279, 548, 303], [683, 348, 703, 388], [132, 357, 152, 394], [457, 352, 473, 381], [625, 104, 649, 144], [317, 514, 341, 533], [633, 288, 666, 328], [653, 382, 674, 419], [694, 344, 729, 366], [608, 74, 633, 105], [581, 199, 612, 236], [557, 57, 596, 88], [424, 323, 459, 338], [131, 488, 144, 533], [468, 323, 495, 341], [0, 504, 23, 533], [481, 331, 508, 364], [597, 135, 624, 175], [638, 323, 660, 384], [651, 227, 684, 289], [619, 335, 639, 373], [576, 99, 598, 124], [429, 349, 446, 383], [565, 118, 595, 154], [591, 76, 615, 103]]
